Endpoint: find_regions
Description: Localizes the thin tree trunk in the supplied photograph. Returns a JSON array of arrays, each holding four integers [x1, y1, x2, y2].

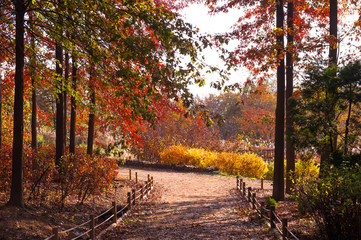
[[64, 51, 69, 151], [329, 0, 338, 160], [55, 44, 64, 166], [69, 55, 77, 154], [329, 0, 337, 66], [55, 0, 64, 167], [273, 0, 285, 201], [87, 76, 95, 156], [8, 0, 26, 208], [30, 13, 37, 152], [285, 0, 295, 194]]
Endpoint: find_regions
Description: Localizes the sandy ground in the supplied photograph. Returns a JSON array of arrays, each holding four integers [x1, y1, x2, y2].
[[102, 167, 276, 239]]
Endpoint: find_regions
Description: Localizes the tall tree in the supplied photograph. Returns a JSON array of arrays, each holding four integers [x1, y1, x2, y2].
[[55, 0, 64, 167], [273, 0, 285, 201], [8, 0, 26, 207], [87, 68, 95, 156], [285, 0, 295, 194], [29, 13, 37, 152], [329, 0, 338, 66], [69, 55, 77, 154]]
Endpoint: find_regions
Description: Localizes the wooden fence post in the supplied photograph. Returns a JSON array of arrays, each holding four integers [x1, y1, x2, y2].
[[132, 189, 136, 206], [127, 192, 132, 210], [240, 178, 243, 191], [247, 187, 252, 202], [252, 193, 256, 209], [135, 172, 138, 183], [90, 214, 95, 240], [140, 185, 144, 200], [282, 218, 288, 240], [151, 176, 154, 189], [270, 205, 276, 228], [236, 176, 239, 190], [242, 182, 246, 196], [261, 178, 264, 190], [129, 169, 132, 180], [112, 201, 117, 223], [52, 227, 59, 240]]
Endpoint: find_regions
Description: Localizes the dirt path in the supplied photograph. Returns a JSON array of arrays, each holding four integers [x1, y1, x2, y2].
[[102, 167, 275, 239]]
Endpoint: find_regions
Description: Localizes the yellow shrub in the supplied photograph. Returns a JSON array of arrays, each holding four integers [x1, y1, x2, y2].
[[295, 159, 319, 179], [159, 145, 190, 165], [160, 145, 267, 179], [263, 158, 319, 180]]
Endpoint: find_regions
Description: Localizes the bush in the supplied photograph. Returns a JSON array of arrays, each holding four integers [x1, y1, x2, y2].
[[295, 164, 361, 239], [0, 144, 117, 206], [263, 157, 319, 180], [159, 145, 267, 178]]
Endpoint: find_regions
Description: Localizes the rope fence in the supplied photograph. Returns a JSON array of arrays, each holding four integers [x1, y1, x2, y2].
[[236, 177, 299, 240], [44, 169, 154, 240]]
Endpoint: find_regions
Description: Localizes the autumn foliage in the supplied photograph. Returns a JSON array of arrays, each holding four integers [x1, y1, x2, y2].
[[0, 144, 117, 206], [160, 145, 267, 179]]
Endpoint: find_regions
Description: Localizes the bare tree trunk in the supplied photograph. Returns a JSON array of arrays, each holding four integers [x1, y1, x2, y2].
[[69, 55, 77, 154], [30, 13, 37, 152], [55, 44, 64, 166], [329, 0, 337, 66], [87, 71, 95, 156], [285, 0, 295, 194], [87, 83, 95, 155], [64, 51, 69, 151], [55, 0, 64, 167], [8, 0, 26, 208], [273, 0, 285, 201]]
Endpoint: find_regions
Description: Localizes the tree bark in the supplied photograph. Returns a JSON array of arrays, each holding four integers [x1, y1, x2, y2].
[[69, 55, 77, 154], [64, 51, 69, 150], [87, 79, 95, 156], [55, 44, 64, 166], [8, 0, 26, 208], [285, 0, 295, 194], [273, 0, 285, 201], [30, 13, 37, 152], [55, 0, 64, 167], [329, 0, 337, 66]]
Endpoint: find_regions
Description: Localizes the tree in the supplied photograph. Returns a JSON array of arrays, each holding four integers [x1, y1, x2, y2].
[[286, 0, 295, 194], [273, 0, 285, 201], [8, 0, 26, 208], [69, 54, 77, 154], [329, 0, 338, 66]]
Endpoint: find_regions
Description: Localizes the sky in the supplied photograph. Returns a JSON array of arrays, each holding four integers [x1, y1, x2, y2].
[[180, 4, 247, 98]]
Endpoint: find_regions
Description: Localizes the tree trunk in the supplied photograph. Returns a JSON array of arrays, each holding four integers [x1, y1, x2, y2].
[[8, 0, 26, 208], [69, 55, 77, 154], [285, 0, 295, 194], [55, 0, 64, 167], [87, 71, 95, 156], [55, 44, 64, 166], [273, 0, 285, 201], [30, 13, 37, 152], [329, 0, 338, 158], [64, 51, 69, 151], [329, 0, 337, 66]]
